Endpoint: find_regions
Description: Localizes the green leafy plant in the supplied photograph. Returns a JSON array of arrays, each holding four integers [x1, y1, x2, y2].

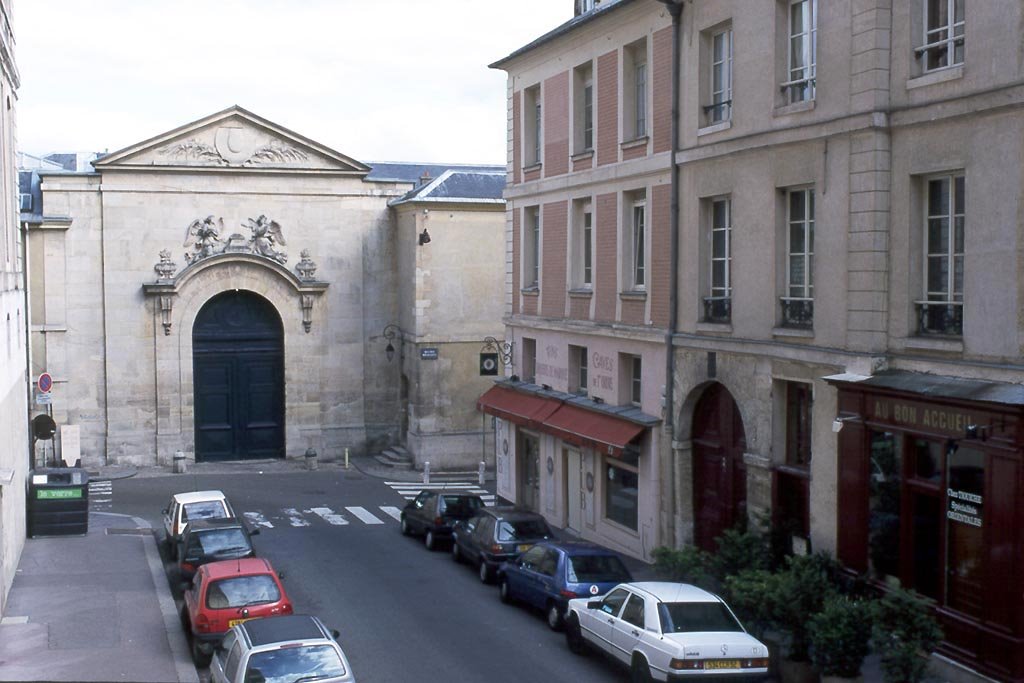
[[723, 569, 778, 639], [871, 588, 943, 683], [710, 527, 772, 581], [771, 553, 839, 662], [651, 545, 715, 590], [808, 595, 873, 678]]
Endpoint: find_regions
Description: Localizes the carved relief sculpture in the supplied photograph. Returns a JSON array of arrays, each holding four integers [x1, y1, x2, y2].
[[183, 216, 226, 264], [158, 129, 309, 167], [158, 139, 227, 165], [153, 249, 177, 280], [245, 215, 288, 264], [245, 143, 309, 166], [295, 249, 318, 281]]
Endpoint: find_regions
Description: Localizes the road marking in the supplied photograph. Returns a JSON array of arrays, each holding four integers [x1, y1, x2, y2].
[[243, 512, 274, 529], [386, 482, 477, 489], [309, 507, 348, 525], [379, 506, 402, 521], [346, 506, 384, 525], [386, 481, 496, 507], [282, 508, 311, 527], [0, 616, 28, 625]]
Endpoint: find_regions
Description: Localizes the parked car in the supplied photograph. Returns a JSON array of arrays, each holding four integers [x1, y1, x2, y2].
[[564, 581, 770, 682], [450, 506, 553, 583], [181, 557, 293, 666], [178, 518, 258, 581], [163, 490, 234, 559], [399, 490, 485, 550], [210, 614, 355, 683], [498, 540, 633, 630]]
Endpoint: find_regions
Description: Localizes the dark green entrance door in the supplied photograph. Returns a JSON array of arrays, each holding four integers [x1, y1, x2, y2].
[[193, 291, 284, 461]]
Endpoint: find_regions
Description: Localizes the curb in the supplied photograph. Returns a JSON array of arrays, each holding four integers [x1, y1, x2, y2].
[[87, 467, 139, 482]]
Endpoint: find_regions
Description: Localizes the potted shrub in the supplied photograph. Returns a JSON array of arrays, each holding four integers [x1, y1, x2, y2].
[[651, 544, 715, 591], [772, 553, 839, 683], [808, 595, 873, 682], [871, 588, 943, 683]]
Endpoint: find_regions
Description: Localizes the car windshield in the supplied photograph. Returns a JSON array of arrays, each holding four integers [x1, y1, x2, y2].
[[658, 601, 744, 634], [566, 554, 631, 583], [497, 519, 550, 542], [182, 501, 227, 522], [244, 644, 346, 683], [206, 575, 280, 609], [439, 496, 483, 516], [192, 528, 249, 556]]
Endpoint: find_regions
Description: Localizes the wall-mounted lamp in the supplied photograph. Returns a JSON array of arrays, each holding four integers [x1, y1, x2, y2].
[[964, 424, 989, 441], [832, 415, 860, 433], [418, 228, 431, 246], [382, 323, 402, 363]]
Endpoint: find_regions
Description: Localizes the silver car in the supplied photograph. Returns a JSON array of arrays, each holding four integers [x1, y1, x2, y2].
[[210, 615, 356, 683]]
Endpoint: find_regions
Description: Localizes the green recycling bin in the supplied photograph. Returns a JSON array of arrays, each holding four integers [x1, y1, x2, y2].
[[27, 467, 89, 537]]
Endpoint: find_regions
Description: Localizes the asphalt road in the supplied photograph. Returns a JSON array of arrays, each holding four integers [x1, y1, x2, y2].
[[107, 465, 629, 683]]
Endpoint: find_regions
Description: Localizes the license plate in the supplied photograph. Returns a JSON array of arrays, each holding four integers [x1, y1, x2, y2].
[[228, 618, 253, 628], [517, 544, 532, 553], [704, 660, 740, 670]]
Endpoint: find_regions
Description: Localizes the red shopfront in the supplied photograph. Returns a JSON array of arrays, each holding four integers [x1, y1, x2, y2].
[[828, 371, 1024, 682]]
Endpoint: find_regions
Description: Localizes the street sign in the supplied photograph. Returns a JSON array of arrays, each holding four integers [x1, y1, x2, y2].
[[37, 372, 53, 394], [420, 348, 439, 360], [480, 352, 499, 376], [35, 393, 52, 405]]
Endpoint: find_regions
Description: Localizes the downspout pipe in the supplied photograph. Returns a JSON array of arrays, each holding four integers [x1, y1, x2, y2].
[[657, 0, 683, 546]]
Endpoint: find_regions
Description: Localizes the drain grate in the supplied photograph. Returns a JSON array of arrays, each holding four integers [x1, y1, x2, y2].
[[105, 528, 153, 536]]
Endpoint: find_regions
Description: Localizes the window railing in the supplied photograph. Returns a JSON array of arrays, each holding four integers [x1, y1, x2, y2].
[[702, 296, 731, 324], [780, 76, 815, 102], [702, 100, 732, 124], [915, 300, 963, 336], [914, 34, 964, 70], [780, 297, 814, 329]]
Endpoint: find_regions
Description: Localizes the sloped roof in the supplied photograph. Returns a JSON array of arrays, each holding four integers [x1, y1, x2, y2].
[[366, 162, 503, 184], [388, 168, 505, 207]]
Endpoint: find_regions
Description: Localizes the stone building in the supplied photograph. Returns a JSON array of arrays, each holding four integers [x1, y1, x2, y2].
[[23, 106, 505, 472], [492, 0, 1024, 679], [0, 0, 22, 617]]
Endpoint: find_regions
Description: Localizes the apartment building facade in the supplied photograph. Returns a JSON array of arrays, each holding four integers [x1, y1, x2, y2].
[[492, 1, 1024, 680], [0, 0, 23, 617]]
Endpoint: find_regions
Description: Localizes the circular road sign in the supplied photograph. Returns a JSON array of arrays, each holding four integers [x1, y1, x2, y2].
[[37, 372, 53, 394]]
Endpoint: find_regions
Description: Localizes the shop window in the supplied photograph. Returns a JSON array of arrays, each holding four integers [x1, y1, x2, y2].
[[521, 337, 536, 383], [869, 431, 903, 583], [605, 458, 638, 530], [518, 432, 541, 512], [946, 445, 984, 617], [569, 344, 588, 396]]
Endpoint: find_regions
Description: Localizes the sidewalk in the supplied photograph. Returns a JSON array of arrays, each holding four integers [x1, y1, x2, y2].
[[0, 512, 198, 683]]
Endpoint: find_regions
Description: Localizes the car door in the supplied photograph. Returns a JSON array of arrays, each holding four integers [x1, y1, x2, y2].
[[528, 548, 560, 609], [455, 516, 477, 554], [471, 515, 495, 561], [508, 545, 547, 605], [579, 587, 630, 656], [610, 592, 646, 665], [407, 491, 432, 532], [209, 630, 240, 683], [162, 498, 175, 539]]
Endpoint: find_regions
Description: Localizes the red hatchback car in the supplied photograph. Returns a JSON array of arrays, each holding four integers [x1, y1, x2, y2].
[[181, 557, 293, 665]]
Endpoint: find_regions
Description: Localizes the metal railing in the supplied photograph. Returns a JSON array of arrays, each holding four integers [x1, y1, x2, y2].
[[780, 297, 814, 329], [915, 300, 963, 336], [702, 296, 731, 324]]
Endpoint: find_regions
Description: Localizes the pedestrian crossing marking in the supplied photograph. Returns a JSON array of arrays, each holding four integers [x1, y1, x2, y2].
[[309, 507, 348, 525], [243, 512, 274, 529], [384, 481, 495, 506], [379, 506, 402, 521], [283, 507, 311, 527], [346, 506, 384, 525]]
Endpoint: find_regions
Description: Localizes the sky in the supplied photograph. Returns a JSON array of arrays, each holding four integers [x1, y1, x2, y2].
[[14, 1, 571, 165]]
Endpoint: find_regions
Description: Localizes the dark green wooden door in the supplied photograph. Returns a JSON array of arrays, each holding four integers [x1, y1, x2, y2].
[[193, 291, 284, 461]]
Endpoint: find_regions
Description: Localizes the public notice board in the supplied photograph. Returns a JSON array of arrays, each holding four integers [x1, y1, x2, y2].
[[60, 425, 81, 467]]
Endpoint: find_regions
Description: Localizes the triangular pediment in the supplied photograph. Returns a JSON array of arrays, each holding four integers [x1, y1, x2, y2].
[[94, 106, 370, 175]]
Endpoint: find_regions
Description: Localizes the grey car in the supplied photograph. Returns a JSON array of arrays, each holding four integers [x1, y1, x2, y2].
[[451, 506, 554, 583], [210, 615, 356, 683]]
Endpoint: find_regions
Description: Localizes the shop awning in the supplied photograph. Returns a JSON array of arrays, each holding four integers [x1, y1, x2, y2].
[[542, 403, 646, 458], [477, 385, 561, 428]]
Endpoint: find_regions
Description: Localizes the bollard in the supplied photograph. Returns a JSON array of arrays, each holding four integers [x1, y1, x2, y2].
[[423, 461, 430, 484], [344, 447, 350, 469], [305, 447, 318, 471], [173, 450, 187, 474], [479, 461, 486, 486]]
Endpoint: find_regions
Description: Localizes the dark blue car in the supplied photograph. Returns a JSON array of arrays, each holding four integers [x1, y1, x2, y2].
[[497, 540, 633, 630]]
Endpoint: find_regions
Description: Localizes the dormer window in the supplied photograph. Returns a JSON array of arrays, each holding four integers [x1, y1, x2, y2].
[[576, 0, 596, 16]]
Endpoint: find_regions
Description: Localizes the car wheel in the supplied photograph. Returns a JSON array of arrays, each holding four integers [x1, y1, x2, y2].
[[191, 636, 211, 668], [168, 536, 177, 560], [179, 606, 190, 632], [630, 654, 653, 683], [565, 614, 586, 655], [499, 578, 514, 604], [425, 530, 436, 551], [478, 559, 492, 584], [451, 541, 462, 563], [546, 601, 563, 631], [400, 516, 411, 536]]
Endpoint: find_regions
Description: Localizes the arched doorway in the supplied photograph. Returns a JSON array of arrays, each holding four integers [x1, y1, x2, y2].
[[692, 383, 747, 552], [193, 290, 284, 461]]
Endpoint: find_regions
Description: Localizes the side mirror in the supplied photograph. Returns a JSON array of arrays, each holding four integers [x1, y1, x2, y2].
[[161, 508, 168, 515], [331, 629, 340, 640], [277, 571, 286, 581], [249, 527, 261, 536], [587, 599, 602, 610]]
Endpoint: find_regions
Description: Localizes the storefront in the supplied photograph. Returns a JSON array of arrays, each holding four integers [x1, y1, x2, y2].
[[478, 380, 660, 560], [827, 371, 1024, 682]]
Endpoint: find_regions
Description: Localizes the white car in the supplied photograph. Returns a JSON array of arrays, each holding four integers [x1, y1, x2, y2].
[[564, 581, 770, 682], [162, 490, 234, 559]]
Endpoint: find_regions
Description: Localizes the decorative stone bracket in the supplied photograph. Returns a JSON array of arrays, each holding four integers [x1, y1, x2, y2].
[[143, 252, 328, 335]]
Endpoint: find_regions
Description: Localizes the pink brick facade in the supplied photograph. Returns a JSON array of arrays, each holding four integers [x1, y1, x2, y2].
[[543, 72, 570, 178], [569, 295, 591, 320], [512, 90, 522, 185], [540, 200, 568, 317], [594, 192, 618, 322], [650, 184, 671, 326], [621, 298, 645, 325], [652, 26, 672, 154], [512, 209, 521, 314], [622, 143, 647, 162], [572, 154, 594, 173], [596, 51, 619, 167]]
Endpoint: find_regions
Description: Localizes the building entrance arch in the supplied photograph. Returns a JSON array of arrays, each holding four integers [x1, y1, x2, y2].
[[692, 383, 747, 552], [193, 290, 284, 461]]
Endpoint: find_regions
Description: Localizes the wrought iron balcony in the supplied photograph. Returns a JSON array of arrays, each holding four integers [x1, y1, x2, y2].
[[702, 296, 731, 324], [915, 301, 963, 336], [780, 297, 814, 329]]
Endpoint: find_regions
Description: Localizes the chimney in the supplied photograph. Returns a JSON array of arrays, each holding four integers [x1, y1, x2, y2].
[[419, 170, 432, 187]]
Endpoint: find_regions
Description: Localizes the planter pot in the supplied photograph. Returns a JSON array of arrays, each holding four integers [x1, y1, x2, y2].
[[821, 676, 863, 683], [778, 659, 819, 683]]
